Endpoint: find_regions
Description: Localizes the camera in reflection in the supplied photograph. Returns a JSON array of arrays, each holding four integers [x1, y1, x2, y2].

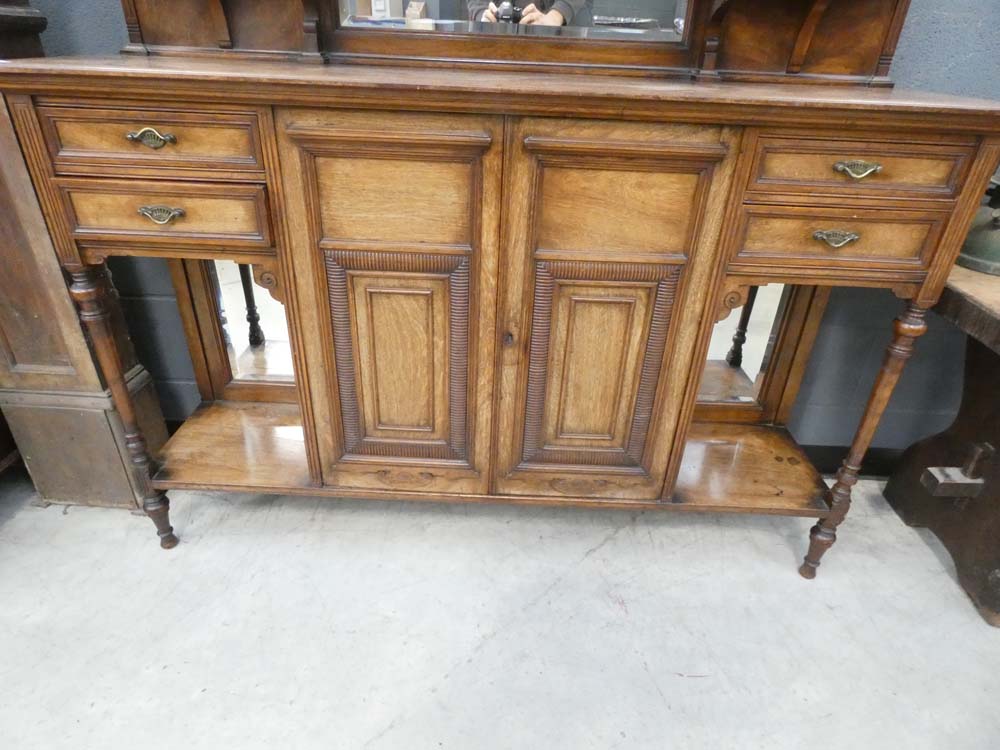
[[495, 1, 524, 22]]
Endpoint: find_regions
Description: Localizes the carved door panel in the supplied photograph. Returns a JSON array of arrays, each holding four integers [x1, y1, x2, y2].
[[495, 118, 739, 500], [276, 109, 502, 495]]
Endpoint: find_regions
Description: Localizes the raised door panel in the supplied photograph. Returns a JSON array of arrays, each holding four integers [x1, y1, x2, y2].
[[325, 251, 468, 461], [495, 118, 739, 501], [522, 262, 679, 470], [275, 109, 501, 495]]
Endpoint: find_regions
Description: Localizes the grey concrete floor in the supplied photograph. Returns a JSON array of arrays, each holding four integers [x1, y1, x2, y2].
[[0, 467, 997, 749]]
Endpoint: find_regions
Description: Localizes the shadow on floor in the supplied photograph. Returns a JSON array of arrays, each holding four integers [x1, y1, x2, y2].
[[0, 464, 37, 529]]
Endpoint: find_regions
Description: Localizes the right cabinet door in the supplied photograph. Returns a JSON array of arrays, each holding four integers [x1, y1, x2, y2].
[[494, 118, 740, 501]]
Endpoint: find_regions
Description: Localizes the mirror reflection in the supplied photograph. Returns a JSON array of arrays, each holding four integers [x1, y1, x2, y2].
[[210, 261, 295, 384], [699, 284, 786, 405], [340, 0, 685, 41]]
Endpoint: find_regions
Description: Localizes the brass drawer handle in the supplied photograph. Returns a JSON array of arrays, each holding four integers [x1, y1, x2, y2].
[[138, 205, 186, 225], [833, 159, 883, 181], [813, 229, 860, 249], [126, 127, 177, 150]]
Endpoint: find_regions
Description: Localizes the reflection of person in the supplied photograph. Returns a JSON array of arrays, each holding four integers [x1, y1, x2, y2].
[[468, 0, 593, 26]]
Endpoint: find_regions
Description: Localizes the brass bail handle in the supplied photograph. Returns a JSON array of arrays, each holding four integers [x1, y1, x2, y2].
[[126, 127, 178, 150], [138, 205, 186, 226], [813, 229, 861, 249], [833, 160, 883, 181]]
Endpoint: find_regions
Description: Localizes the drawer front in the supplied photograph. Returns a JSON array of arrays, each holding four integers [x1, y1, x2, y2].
[[36, 104, 264, 177], [734, 206, 947, 269], [59, 179, 272, 249], [748, 133, 975, 201]]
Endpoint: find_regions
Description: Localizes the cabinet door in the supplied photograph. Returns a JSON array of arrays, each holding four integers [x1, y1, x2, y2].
[[276, 110, 502, 495], [494, 118, 739, 500]]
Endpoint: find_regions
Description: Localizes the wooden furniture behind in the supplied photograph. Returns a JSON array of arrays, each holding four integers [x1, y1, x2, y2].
[[0, 0, 168, 507], [2, 56, 999, 578], [884, 266, 1000, 625]]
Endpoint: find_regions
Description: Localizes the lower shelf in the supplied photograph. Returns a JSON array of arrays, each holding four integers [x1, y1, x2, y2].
[[153, 401, 830, 518], [698, 359, 757, 403], [153, 401, 312, 492]]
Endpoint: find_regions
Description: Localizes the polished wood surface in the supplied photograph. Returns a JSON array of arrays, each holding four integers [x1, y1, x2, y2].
[[698, 359, 755, 403], [61, 178, 271, 250], [154, 400, 312, 491], [116, 0, 911, 83], [706, 0, 910, 85], [747, 132, 974, 201], [69, 264, 178, 548], [2, 36, 999, 576], [276, 108, 502, 495], [4, 57, 1000, 133], [738, 205, 943, 267], [494, 118, 738, 500], [36, 102, 265, 179], [674, 422, 829, 515], [151, 399, 829, 517], [800, 301, 928, 578]]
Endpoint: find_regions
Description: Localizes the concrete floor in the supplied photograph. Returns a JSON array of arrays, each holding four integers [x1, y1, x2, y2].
[[0, 468, 997, 749]]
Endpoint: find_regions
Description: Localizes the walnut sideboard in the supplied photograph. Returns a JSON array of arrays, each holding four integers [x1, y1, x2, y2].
[[1, 56, 998, 579]]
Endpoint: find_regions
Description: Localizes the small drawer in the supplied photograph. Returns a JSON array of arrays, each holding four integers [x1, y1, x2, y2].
[[59, 179, 272, 250], [36, 103, 265, 178], [733, 205, 947, 270], [747, 132, 975, 201]]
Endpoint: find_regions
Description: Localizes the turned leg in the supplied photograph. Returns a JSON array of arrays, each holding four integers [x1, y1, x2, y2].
[[726, 286, 758, 368], [69, 263, 179, 549], [239, 263, 265, 348], [799, 300, 928, 579]]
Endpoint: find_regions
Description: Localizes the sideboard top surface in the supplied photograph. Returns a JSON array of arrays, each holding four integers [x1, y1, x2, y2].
[[3, 56, 1000, 133]]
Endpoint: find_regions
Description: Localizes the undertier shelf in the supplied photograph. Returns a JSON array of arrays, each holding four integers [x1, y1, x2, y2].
[[153, 401, 830, 517]]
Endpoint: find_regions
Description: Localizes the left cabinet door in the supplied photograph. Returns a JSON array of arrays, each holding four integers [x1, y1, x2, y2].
[[276, 110, 502, 495]]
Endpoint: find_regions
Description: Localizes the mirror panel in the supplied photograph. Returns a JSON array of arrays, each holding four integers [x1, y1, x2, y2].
[[698, 284, 787, 406], [211, 261, 295, 385], [339, 0, 685, 42]]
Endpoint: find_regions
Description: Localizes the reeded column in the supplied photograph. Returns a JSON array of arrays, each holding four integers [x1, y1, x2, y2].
[[68, 263, 178, 549], [799, 301, 928, 579]]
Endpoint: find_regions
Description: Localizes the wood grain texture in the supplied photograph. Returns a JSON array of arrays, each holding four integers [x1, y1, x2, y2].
[[747, 131, 975, 202], [936, 266, 1000, 353], [736, 204, 945, 270], [150, 399, 831, 518], [153, 400, 312, 490], [315, 156, 472, 247], [673, 422, 829, 514], [131, 0, 231, 49], [495, 117, 738, 500], [36, 102, 264, 180], [519, 262, 680, 469], [275, 108, 501, 495], [0, 94, 101, 392], [323, 251, 469, 461], [536, 168, 704, 256], [4, 57, 1000, 133], [800, 301, 928, 578], [58, 178, 272, 251]]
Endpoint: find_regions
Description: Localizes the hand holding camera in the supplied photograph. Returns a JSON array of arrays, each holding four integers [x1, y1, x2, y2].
[[481, 2, 564, 25]]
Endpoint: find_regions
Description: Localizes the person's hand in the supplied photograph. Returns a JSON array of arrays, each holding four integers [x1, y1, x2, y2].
[[519, 3, 564, 25], [481, 2, 498, 21]]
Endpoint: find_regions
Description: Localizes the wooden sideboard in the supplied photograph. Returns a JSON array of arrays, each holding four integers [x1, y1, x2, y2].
[[1, 54, 998, 577]]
